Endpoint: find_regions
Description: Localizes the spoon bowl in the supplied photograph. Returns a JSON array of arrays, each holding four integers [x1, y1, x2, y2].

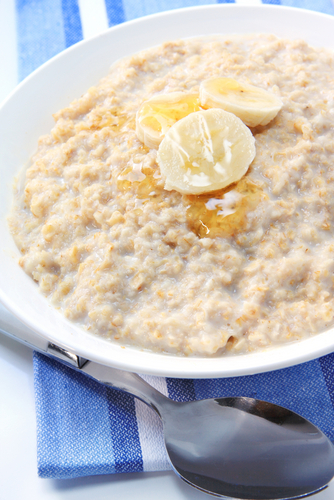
[[163, 397, 334, 499]]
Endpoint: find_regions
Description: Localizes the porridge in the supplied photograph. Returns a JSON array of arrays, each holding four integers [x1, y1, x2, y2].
[[8, 34, 334, 356]]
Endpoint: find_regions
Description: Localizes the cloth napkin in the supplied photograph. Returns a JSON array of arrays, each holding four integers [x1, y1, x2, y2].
[[34, 351, 334, 479], [11, 0, 334, 480]]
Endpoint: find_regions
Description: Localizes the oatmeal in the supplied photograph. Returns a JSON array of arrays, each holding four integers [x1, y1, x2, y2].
[[9, 34, 334, 356]]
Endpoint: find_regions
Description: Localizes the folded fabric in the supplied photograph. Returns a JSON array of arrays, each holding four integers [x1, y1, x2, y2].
[[34, 350, 334, 479]]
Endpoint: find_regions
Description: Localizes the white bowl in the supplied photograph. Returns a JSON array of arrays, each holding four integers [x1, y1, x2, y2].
[[1, 4, 334, 378]]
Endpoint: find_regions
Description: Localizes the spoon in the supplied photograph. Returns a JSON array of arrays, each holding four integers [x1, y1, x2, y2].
[[80, 361, 334, 500]]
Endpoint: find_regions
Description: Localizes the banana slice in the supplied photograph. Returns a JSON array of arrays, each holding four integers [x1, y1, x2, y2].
[[157, 108, 256, 195], [136, 92, 201, 149], [200, 77, 283, 128]]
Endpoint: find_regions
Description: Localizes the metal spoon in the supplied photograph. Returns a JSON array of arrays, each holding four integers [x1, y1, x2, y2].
[[81, 361, 334, 500], [1, 312, 334, 500]]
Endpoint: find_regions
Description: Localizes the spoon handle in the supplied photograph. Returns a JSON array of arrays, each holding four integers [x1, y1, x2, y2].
[[81, 360, 171, 415], [0, 313, 172, 416]]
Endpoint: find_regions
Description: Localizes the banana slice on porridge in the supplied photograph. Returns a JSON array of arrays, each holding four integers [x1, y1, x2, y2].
[[200, 77, 283, 127], [136, 92, 201, 148], [157, 108, 256, 195]]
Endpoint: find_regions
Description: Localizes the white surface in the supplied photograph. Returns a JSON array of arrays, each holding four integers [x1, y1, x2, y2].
[[78, 0, 109, 40], [1, 5, 334, 379], [0, 301, 48, 353]]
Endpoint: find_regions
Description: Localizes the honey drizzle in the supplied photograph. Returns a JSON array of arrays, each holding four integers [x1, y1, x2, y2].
[[117, 159, 265, 238], [117, 162, 164, 202], [185, 177, 267, 239], [105, 101, 266, 238], [139, 94, 201, 134]]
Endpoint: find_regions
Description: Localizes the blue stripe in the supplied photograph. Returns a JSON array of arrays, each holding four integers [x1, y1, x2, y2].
[[61, 0, 83, 47], [193, 359, 334, 441], [262, 0, 281, 4], [105, 0, 126, 26], [280, 0, 334, 15], [16, 0, 66, 81], [166, 378, 197, 402], [319, 353, 334, 409], [34, 353, 116, 479], [106, 388, 143, 472], [217, 1, 235, 4]]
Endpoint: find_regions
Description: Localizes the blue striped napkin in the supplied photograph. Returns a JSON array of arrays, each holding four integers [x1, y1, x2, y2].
[[34, 353, 334, 479], [12, 0, 334, 480], [34, 351, 334, 479]]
